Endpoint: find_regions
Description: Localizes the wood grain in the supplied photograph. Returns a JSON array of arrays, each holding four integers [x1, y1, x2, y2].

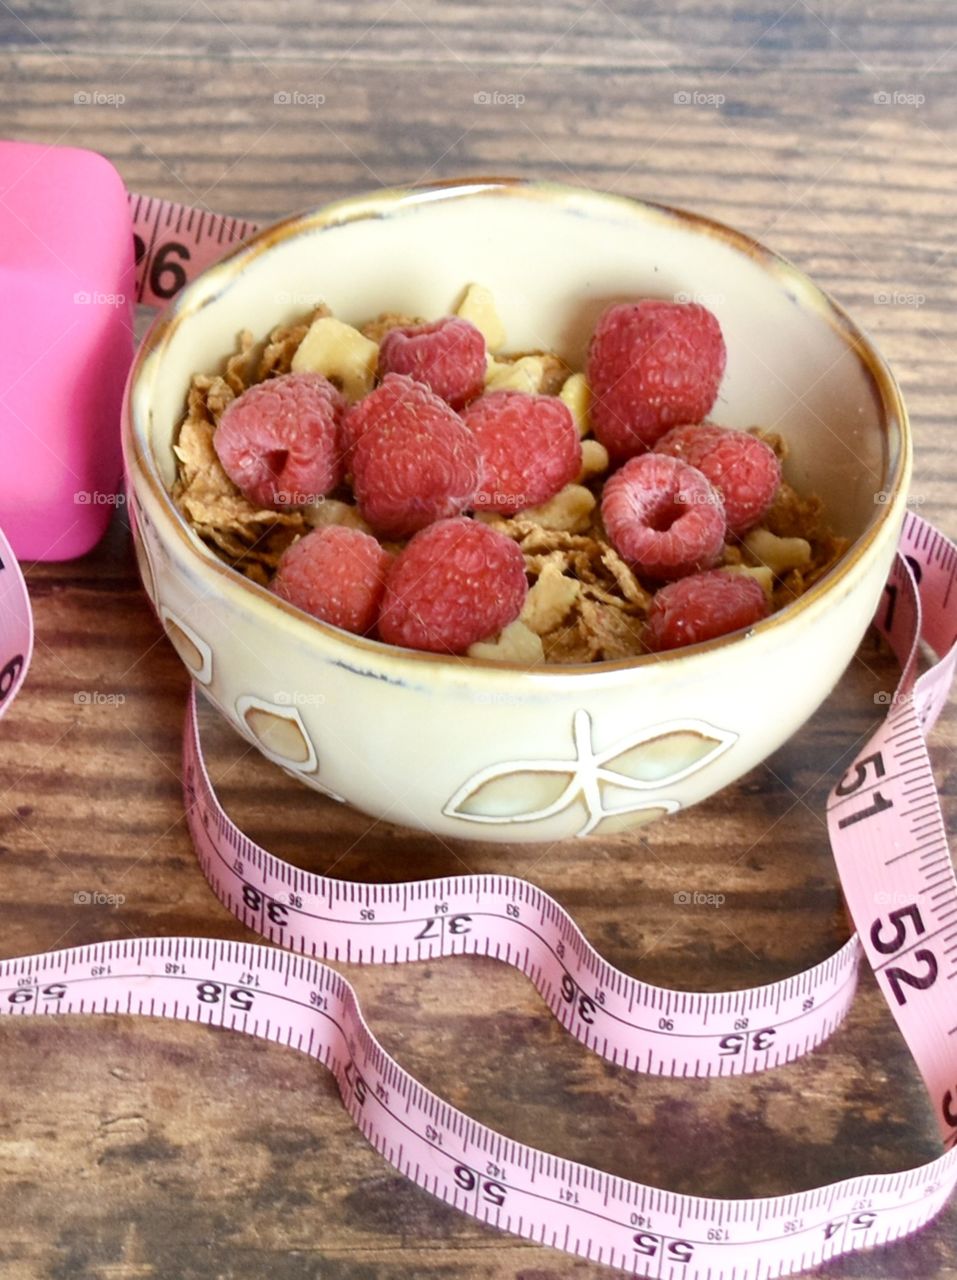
[[1, 1, 956, 1276]]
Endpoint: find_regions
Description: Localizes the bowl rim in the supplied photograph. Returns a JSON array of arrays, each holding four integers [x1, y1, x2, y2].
[[124, 176, 912, 678]]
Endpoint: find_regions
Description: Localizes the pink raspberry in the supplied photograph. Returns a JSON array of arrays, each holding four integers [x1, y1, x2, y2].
[[348, 374, 482, 537], [378, 517, 528, 654], [340, 373, 434, 469], [272, 526, 391, 635], [462, 390, 582, 512], [377, 316, 486, 410], [645, 570, 769, 652], [213, 371, 345, 509], [601, 454, 725, 579], [655, 423, 780, 536], [587, 301, 726, 459]]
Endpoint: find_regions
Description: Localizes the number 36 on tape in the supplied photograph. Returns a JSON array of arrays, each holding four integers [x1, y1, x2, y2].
[[129, 192, 259, 307]]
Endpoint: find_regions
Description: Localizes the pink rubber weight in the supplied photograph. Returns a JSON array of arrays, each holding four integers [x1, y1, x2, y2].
[[0, 141, 134, 560]]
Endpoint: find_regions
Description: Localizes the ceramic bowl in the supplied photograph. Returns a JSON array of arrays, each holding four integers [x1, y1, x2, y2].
[[122, 179, 910, 843]]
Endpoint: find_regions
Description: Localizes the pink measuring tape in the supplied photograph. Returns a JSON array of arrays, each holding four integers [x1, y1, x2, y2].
[[1, 190, 956, 1278]]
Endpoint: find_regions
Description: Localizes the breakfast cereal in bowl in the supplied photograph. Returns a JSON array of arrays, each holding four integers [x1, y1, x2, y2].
[[124, 180, 908, 841]]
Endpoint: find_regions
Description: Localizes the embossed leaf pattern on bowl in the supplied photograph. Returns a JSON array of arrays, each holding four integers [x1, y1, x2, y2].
[[444, 709, 736, 837]]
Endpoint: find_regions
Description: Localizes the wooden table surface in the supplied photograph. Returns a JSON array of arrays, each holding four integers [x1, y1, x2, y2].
[[2, 2, 956, 1277]]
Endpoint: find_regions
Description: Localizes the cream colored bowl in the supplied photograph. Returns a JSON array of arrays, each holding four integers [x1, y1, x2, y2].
[[123, 179, 909, 843]]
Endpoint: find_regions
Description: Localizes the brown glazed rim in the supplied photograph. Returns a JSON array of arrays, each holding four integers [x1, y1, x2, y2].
[[126, 177, 911, 678]]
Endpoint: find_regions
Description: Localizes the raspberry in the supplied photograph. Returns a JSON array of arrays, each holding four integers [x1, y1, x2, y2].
[[340, 373, 437, 469], [377, 316, 486, 410], [272, 526, 390, 635], [645, 570, 769, 652], [378, 517, 528, 654], [462, 390, 582, 512], [600, 454, 725, 579], [348, 374, 482, 537], [587, 301, 726, 458], [214, 371, 345, 509], [655, 423, 781, 536]]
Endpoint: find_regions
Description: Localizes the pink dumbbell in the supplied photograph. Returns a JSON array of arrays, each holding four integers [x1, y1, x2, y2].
[[0, 140, 135, 560]]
